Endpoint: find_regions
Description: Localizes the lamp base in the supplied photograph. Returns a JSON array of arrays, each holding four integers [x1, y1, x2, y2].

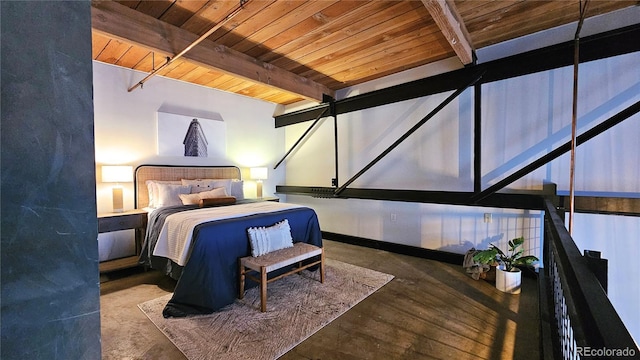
[[112, 186, 124, 213], [256, 180, 263, 198]]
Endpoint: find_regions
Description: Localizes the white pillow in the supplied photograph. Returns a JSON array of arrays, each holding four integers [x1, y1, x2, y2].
[[155, 183, 191, 207], [181, 178, 232, 194], [146, 180, 181, 208], [246, 219, 293, 257], [230, 179, 244, 200], [178, 187, 228, 205]]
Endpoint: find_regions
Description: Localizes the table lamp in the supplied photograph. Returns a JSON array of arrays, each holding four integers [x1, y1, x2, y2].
[[102, 165, 133, 212], [250, 167, 268, 198]]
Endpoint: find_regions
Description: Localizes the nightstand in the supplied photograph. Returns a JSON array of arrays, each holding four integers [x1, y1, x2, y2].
[[98, 209, 147, 273]]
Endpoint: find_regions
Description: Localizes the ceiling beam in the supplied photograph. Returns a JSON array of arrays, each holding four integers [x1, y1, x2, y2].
[[91, 1, 334, 102], [421, 0, 474, 65]]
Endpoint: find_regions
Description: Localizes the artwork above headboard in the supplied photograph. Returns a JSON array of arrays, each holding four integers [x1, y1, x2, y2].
[[135, 165, 241, 209]]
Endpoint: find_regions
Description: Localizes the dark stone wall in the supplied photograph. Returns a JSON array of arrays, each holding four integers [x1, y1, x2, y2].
[[1, 1, 101, 359]]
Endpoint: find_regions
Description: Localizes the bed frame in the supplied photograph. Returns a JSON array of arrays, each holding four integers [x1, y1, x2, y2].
[[134, 165, 241, 209]]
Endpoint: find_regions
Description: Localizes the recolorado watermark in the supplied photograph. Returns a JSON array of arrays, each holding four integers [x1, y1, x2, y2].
[[577, 346, 636, 357]]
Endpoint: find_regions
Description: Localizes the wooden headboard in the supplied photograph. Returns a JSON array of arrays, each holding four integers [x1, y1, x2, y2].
[[135, 165, 241, 208]]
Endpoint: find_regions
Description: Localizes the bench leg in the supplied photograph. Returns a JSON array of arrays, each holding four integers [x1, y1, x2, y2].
[[238, 261, 245, 299], [260, 266, 267, 312], [320, 248, 325, 283]]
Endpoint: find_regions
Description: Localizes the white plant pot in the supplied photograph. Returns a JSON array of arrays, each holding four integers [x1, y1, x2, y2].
[[495, 266, 522, 294]]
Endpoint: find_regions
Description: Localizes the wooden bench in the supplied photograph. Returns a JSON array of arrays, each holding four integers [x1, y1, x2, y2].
[[238, 242, 324, 312]]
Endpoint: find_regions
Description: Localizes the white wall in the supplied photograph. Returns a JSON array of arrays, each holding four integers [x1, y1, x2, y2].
[[93, 62, 281, 259], [571, 213, 640, 346]]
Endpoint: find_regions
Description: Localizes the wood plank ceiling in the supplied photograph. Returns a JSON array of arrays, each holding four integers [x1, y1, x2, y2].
[[91, 0, 637, 106]]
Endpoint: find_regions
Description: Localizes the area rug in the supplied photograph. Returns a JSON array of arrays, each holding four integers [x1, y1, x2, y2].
[[138, 259, 394, 360]]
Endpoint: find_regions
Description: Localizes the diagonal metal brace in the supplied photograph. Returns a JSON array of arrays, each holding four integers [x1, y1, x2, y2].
[[334, 70, 485, 195], [472, 99, 640, 203], [274, 107, 330, 169]]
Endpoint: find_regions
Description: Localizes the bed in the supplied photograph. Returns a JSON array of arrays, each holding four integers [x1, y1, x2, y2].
[[135, 165, 323, 317]]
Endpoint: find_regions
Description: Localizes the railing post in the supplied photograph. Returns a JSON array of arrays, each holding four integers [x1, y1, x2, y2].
[[583, 250, 608, 293]]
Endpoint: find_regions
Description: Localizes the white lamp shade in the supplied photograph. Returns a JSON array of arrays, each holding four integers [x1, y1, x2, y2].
[[102, 165, 133, 183], [250, 167, 268, 180]]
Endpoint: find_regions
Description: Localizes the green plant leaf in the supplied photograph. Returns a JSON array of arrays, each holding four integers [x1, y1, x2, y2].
[[491, 244, 506, 257], [472, 248, 498, 264], [513, 249, 523, 258], [513, 255, 539, 266], [512, 237, 524, 247]]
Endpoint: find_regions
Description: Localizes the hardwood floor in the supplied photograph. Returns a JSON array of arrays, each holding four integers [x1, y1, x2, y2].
[[100, 240, 540, 359]]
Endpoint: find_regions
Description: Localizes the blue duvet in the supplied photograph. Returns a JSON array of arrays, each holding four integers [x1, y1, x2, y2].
[[140, 202, 322, 317]]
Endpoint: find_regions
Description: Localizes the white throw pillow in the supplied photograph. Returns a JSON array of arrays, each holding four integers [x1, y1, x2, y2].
[[155, 183, 191, 207], [247, 219, 293, 257], [178, 187, 228, 205], [181, 178, 232, 194]]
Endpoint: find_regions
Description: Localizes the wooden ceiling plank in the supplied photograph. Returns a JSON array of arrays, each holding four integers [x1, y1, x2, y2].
[[115, 1, 141, 10], [464, 1, 574, 46], [162, 60, 200, 79], [289, 12, 441, 75], [584, 1, 636, 17], [455, 0, 519, 19], [130, 0, 175, 19], [330, 42, 451, 88], [242, 84, 283, 100], [312, 32, 450, 86], [421, 0, 474, 65], [258, 1, 397, 64], [114, 44, 152, 68], [262, 92, 303, 105], [130, 51, 154, 72], [159, 0, 210, 27], [214, 1, 309, 48], [222, 78, 255, 93], [132, 51, 169, 73], [91, 0, 333, 102], [231, 1, 339, 54], [204, 73, 239, 89], [190, 69, 226, 87], [244, 1, 366, 59], [185, 1, 275, 42], [251, 85, 304, 105], [155, 58, 184, 77], [270, 1, 414, 70], [95, 39, 133, 64], [483, 1, 636, 48], [91, 32, 112, 59], [320, 33, 452, 83], [303, 22, 446, 81], [178, 65, 212, 83], [213, 75, 247, 91], [179, 1, 239, 35]]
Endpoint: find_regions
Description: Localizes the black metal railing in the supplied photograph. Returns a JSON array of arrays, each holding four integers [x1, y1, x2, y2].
[[542, 198, 639, 359]]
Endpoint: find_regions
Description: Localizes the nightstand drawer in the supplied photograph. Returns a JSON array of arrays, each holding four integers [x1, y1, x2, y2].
[[98, 209, 148, 273], [98, 212, 146, 233]]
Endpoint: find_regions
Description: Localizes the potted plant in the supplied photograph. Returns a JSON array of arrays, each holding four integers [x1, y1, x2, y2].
[[473, 237, 538, 294]]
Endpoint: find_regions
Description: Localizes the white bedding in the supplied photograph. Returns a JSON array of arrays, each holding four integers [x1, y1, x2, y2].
[[152, 202, 303, 266]]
